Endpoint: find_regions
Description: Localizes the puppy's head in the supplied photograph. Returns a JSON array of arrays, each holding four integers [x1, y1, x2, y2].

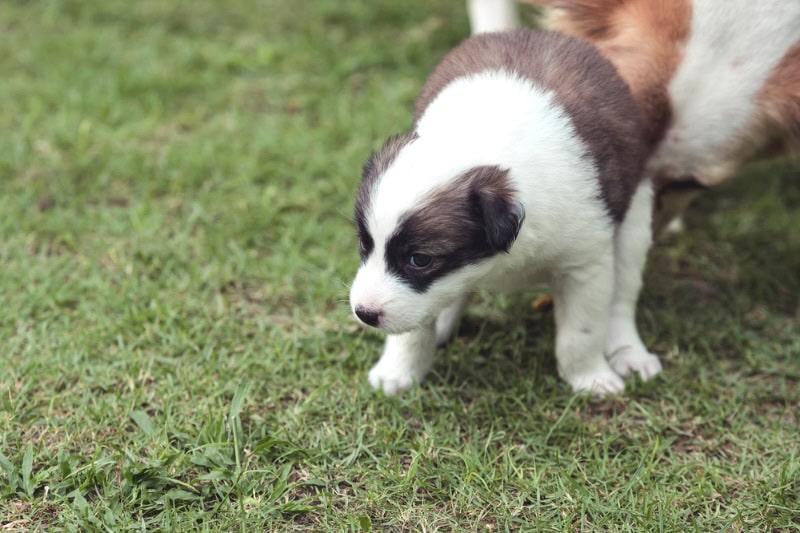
[[349, 133, 524, 334]]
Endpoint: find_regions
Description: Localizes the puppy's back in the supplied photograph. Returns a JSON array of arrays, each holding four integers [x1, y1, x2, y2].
[[414, 29, 647, 222]]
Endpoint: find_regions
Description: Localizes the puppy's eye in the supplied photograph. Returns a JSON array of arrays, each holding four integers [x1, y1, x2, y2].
[[408, 253, 432, 268]]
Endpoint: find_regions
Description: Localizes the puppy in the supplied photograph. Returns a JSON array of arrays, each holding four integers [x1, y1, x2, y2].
[[350, 29, 661, 396], [519, 0, 800, 232]]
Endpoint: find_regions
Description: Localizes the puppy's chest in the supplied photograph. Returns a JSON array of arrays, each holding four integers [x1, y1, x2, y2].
[[479, 266, 545, 293], [475, 250, 554, 293]]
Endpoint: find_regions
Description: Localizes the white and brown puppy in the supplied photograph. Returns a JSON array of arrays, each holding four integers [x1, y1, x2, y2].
[[518, 0, 800, 231], [350, 30, 660, 396]]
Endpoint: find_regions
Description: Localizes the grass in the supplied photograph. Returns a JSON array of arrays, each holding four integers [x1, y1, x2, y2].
[[0, 0, 798, 530]]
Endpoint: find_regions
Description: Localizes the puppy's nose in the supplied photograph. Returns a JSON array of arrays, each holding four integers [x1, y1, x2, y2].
[[355, 306, 381, 327]]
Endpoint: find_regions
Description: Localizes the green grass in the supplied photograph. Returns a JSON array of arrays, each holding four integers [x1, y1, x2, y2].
[[0, 0, 798, 530]]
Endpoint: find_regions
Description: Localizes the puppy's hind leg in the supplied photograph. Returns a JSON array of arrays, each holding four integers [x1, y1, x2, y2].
[[435, 294, 471, 346], [552, 248, 625, 396], [368, 325, 436, 396], [605, 181, 663, 380]]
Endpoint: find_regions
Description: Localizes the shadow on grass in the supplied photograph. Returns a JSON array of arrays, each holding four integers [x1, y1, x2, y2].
[[645, 162, 799, 356], [425, 308, 560, 397]]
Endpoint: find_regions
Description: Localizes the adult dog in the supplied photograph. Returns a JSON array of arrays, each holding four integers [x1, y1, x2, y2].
[[476, 0, 800, 231]]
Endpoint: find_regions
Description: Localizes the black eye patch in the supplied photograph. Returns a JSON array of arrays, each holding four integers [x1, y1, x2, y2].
[[384, 165, 523, 293], [384, 213, 489, 292]]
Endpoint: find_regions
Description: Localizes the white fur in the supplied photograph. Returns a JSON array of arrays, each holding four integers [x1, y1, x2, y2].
[[467, 0, 519, 34], [649, 0, 800, 184], [551, 248, 625, 395], [605, 181, 662, 380], [350, 71, 631, 396]]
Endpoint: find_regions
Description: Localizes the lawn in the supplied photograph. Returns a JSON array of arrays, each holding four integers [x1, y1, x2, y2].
[[0, 0, 798, 530]]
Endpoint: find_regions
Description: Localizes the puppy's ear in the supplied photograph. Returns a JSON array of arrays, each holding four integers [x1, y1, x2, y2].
[[466, 166, 525, 253]]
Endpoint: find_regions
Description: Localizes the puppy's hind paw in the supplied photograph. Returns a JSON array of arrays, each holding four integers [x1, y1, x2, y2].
[[607, 346, 662, 380]]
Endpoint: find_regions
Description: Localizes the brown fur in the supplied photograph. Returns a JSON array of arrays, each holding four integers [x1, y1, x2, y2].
[[755, 40, 800, 155], [407, 165, 521, 256], [524, 0, 691, 149]]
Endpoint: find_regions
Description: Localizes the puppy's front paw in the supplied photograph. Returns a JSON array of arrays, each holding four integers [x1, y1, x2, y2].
[[368, 360, 426, 396], [607, 346, 662, 380], [564, 362, 625, 397], [368, 330, 436, 396]]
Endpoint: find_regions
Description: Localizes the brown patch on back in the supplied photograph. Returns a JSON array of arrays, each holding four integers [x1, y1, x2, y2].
[[755, 39, 800, 154], [414, 29, 647, 222], [524, 0, 692, 150]]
